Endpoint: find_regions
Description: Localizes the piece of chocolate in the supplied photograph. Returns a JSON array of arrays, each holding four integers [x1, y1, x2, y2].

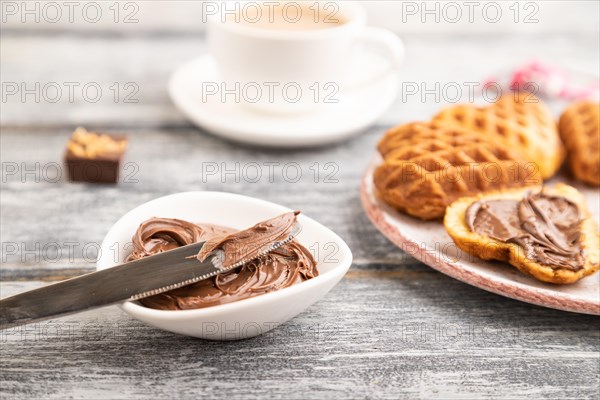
[[63, 127, 127, 184]]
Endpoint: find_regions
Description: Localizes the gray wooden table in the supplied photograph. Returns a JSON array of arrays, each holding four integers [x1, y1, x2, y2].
[[1, 21, 599, 400]]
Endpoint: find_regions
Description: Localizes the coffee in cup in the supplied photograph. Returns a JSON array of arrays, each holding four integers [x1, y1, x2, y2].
[[207, 1, 404, 114], [233, 2, 347, 31]]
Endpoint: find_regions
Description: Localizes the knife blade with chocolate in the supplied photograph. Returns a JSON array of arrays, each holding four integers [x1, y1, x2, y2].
[[0, 212, 302, 329]]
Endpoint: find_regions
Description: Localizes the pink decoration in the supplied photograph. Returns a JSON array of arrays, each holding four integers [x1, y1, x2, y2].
[[486, 61, 599, 101]]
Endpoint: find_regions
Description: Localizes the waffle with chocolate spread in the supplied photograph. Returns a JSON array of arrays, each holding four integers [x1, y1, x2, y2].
[[444, 184, 599, 284]]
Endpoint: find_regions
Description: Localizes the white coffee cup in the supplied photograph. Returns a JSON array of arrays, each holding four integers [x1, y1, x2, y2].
[[206, 1, 404, 114]]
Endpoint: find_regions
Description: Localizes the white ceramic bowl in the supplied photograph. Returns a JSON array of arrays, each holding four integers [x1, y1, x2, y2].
[[97, 192, 352, 340]]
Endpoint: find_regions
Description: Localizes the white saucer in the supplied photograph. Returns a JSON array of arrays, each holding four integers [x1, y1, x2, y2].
[[169, 51, 399, 147]]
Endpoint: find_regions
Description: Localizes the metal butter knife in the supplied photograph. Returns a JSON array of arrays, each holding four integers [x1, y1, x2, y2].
[[0, 221, 301, 329]]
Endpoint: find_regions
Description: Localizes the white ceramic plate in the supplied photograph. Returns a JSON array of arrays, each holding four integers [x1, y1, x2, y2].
[[168, 52, 398, 147], [361, 156, 600, 315], [97, 192, 352, 340]]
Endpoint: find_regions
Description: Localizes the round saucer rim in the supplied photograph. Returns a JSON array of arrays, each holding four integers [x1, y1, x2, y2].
[[168, 53, 399, 147]]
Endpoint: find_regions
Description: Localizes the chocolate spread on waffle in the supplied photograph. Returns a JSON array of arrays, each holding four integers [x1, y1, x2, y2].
[[126, 214, 318, 310], [465, 191, 584, 271]]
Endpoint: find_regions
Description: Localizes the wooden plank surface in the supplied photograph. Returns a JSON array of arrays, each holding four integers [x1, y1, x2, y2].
[[2, 1, 598, 35], [2, 33, 599, 128], [0, 126, 394, 275], [1, 277, 599, 400], [1, 26, 599, 400]]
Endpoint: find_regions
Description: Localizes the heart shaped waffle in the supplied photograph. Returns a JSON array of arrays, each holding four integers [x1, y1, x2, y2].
[[432, 93, 563, 179], [559, 101, 600, 186], [444, 184, 599, 284], [375, 123, 542, 220]]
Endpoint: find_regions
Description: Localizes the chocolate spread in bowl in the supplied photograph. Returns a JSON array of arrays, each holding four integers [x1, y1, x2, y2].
[[126, 215, 318, 310], [466, 191, 584, 271]]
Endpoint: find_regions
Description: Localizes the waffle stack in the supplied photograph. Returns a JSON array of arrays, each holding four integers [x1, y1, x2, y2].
[[558, 101, 600, 186], [374, 94, 561, 220], [375, 122, 542, 220]]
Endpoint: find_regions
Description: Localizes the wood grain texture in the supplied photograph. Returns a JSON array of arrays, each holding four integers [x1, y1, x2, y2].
[[2, 33, 598, 128], [1, 126, 395, 274], [1, 27, 600, 399], [1, 278, 599, 400], [2, 1, 598, 35]]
